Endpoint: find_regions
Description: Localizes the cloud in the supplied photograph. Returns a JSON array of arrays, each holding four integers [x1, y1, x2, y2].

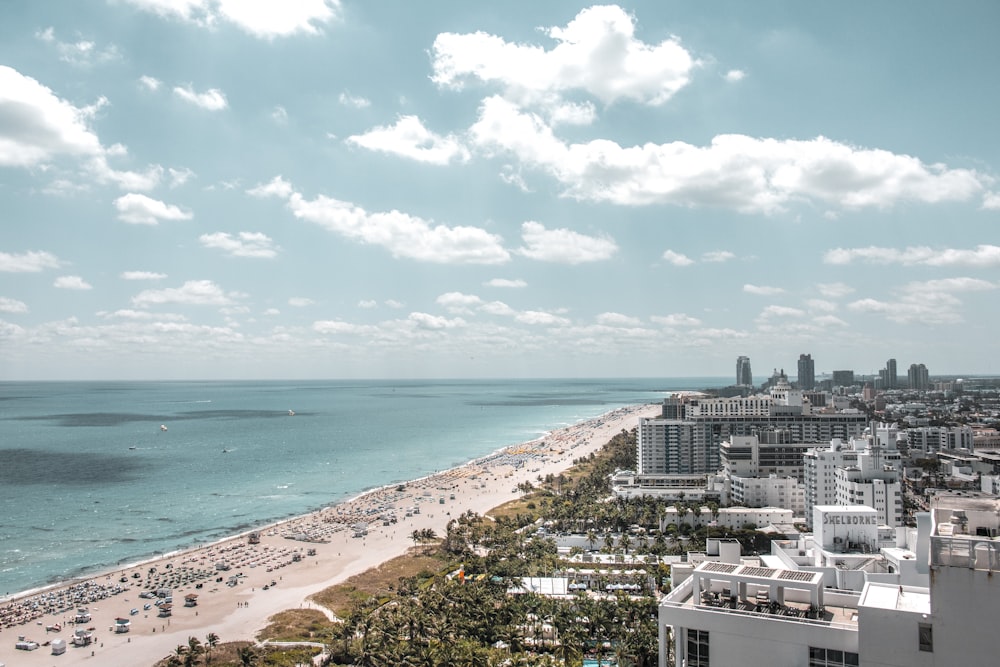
[[247, 175, 294, 199], [0, 250, 62, 272], [119, 0, 341, 39], [662, 249, 694, 266], [168, 167, 195, 187], [847, 277, 996, 325], [289, 297, 314, 307], [385, 299, 404, 309], [36, 27, 121, 67], [271, 105, 288, 124], [983, 192, 1000, 210], [823, 244, 1000, 267], [139, 75, 162, 91], [469, 96, 987, 212], [0, 65, 104, 167], [173, 84, 228, 110], [436, 292, 482, 313], [347, 115, 470, 165], [515, 310, 571, 326], [313, 319, 378, 335], [702, 250, 735, 263], [743, 284, 785, 296], [756, 305, 805, 320], [54, 275, 92, 290], [199, 231, 279, 258], [288, 191, 510, 265], [358, 300, 377, 309], [132, 279, 241, 307], [485, 278, 527, 288], [338, 91, 370, 108], [805, 298, 837, 312], [651, 313, 701, 327], [431, 4, 699, 116], [517, 221, 617, 263], [724, 69, 746, 82], [409, 312, 466, 330], [114, 193, 193, 225], [120, 271, 167, 280], [0, 297, 28, 313], [596, 312, 642, 327], [816, 282, 854, 298]]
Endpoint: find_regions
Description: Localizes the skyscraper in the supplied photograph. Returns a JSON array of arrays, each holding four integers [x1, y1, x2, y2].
[[885, 358, 897, 389], [736, 356, 752, 386], [797, 353, 815, 390], [908, 363, 930, 390]]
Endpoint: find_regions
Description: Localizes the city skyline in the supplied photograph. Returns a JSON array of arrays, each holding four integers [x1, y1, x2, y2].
[[2, 2, 999, 380]]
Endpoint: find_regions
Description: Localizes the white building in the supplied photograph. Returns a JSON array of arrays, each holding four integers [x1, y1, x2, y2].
[[903, 425, 974, 457], [730, 474, 805, 515], [805, 438, 903, 528]]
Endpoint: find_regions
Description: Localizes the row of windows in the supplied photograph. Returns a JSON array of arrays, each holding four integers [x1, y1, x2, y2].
[[809, 647, 859, 666]]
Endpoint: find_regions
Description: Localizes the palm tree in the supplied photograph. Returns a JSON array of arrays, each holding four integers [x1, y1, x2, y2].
[[236, 645, 258, 667], [203, 633, 219, 664], [184, 636, 203, 667]]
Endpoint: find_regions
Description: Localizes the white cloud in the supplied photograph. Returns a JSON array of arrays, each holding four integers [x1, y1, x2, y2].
[[199, 231, 279, 258], [358, 300, 377, 309], [479, 300, 515, 316], [347, 115, 470, 165], [247, 175, 294, 199], [431, 4, 698, 115], [436, 292, 482, 314], [0, 250, 62, 272], [120, 271, 167, 280], [0, 65, 104, 167], [596, 312, 641, 327], [515, 310, 571, 326], [88, 156, 164, 191], [813, 314, 849, 327], [702, 250, 735, 263], [271, 105, 288, 124], [385, 299, 404, 309], [847, 277, 995, 325], [743, 284, 785, 296], [409, 312, 466, 330], [901, 277, 997, 294], [139, 75, 161, 91], [517, 221, 617, 264], [485, 278, 527, 288], [662, 249, 694, 266], [816, 282, 855, 298], [37, 27, 121, 67], [289, 297, 314, 307], [0, 297, 28, 313], [724, 69, 746, 82], [168, 167, 195, 188], [805, 299, 837, 312], [288, 191, 510, 265], [119, 0, 341, 39], [824, 244, 1000, 267], [469, 95, 987, 212], [114, 193, 193, 225], [98, 309, 186, 321], [173, 84, 228, 110], [983, 192, 1000, 210], [313, 319, 377, 335], [651, 313, 701, 327], [54, 275, 92, 290], [132, 279, 240, 307], [756, 305, 805, 320], [338, 91, 370, 109]]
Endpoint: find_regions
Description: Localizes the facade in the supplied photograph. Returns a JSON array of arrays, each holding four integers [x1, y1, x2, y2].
[[736, 355, 753, 387], [637, 418, 718, 475], [831, 370, 855, 388], [804, 438, 903, 528], [729, 475, 805, 515], [720, 434, 812, 479], [907, 363, 930, 390], [903, 425, 974, 457], [798, 353, 816, 390]]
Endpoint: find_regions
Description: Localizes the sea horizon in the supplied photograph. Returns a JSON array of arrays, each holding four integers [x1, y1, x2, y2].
[[0, 377, 727, 597]]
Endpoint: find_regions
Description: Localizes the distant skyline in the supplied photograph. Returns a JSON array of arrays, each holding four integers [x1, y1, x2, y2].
[[2, 1, 998, 380]]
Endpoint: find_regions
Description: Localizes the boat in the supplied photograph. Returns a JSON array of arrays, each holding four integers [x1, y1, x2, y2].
[[128, 446, 137, 450], [288, 409, 295, 416], [160, 425, 168, 431], [222, 449, 229, 454]]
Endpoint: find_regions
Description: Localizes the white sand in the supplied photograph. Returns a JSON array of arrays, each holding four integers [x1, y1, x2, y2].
[[0, 404, 660, 667]]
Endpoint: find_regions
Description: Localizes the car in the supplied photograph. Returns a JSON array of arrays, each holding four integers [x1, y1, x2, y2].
[[143, 603, 152, 610]]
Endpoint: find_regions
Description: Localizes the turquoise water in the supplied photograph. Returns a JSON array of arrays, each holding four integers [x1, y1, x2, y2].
[[0, 378, 725, 596]]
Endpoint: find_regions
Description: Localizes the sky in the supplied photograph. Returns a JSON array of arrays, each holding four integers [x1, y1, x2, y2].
[[1, 1, 999, 381]]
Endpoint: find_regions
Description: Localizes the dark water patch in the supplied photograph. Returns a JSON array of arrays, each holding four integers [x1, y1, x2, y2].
[[173, 409, 309, 421], [0, 448, 144, 486], [470, 397, 609, 407], [7, 408, 308, 427]]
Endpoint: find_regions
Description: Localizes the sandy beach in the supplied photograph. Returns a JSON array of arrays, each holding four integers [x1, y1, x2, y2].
[[0, 403, 660, 667]]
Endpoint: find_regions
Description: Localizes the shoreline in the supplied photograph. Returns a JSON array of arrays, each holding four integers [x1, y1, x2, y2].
[[0, 402, 660, 667]]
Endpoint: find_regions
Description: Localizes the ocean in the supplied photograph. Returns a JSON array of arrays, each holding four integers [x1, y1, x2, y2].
[[0, 378, 725, 597]]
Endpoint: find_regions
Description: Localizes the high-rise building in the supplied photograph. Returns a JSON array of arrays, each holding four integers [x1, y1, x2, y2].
[[736, 356, 752, 387], [885, 358, 897, 389], [908, 363, 929, 390], [797, 353, 815, 390], [831, 370, 855, 387]]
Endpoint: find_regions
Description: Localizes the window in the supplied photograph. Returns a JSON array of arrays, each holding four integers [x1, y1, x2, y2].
[[687, 628, 709, 667], [809, 647, 859, 666], [918, 623, 933, 652]]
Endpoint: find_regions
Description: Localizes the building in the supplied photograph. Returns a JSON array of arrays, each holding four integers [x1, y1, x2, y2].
[[903, 425, 974, 458], [883, 358, 898, 390], [797, 354, 816, 390], [804, 437, 903, 528], [831, 370, 855, 388], [637, 418, 719, 475], [729, 475, 805, 515], [720, 434, 812, 480], [907, 363, 930, 391], [736, 355, 753, 387]]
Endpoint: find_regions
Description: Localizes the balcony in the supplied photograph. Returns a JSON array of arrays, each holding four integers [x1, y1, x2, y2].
[[930, 535, 1000, 571]]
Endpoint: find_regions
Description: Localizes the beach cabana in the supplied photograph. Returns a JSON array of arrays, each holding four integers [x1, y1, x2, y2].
[[184, 593, 198, 607], [114, 617, 131, 633], [158, 603, 172, 617]]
